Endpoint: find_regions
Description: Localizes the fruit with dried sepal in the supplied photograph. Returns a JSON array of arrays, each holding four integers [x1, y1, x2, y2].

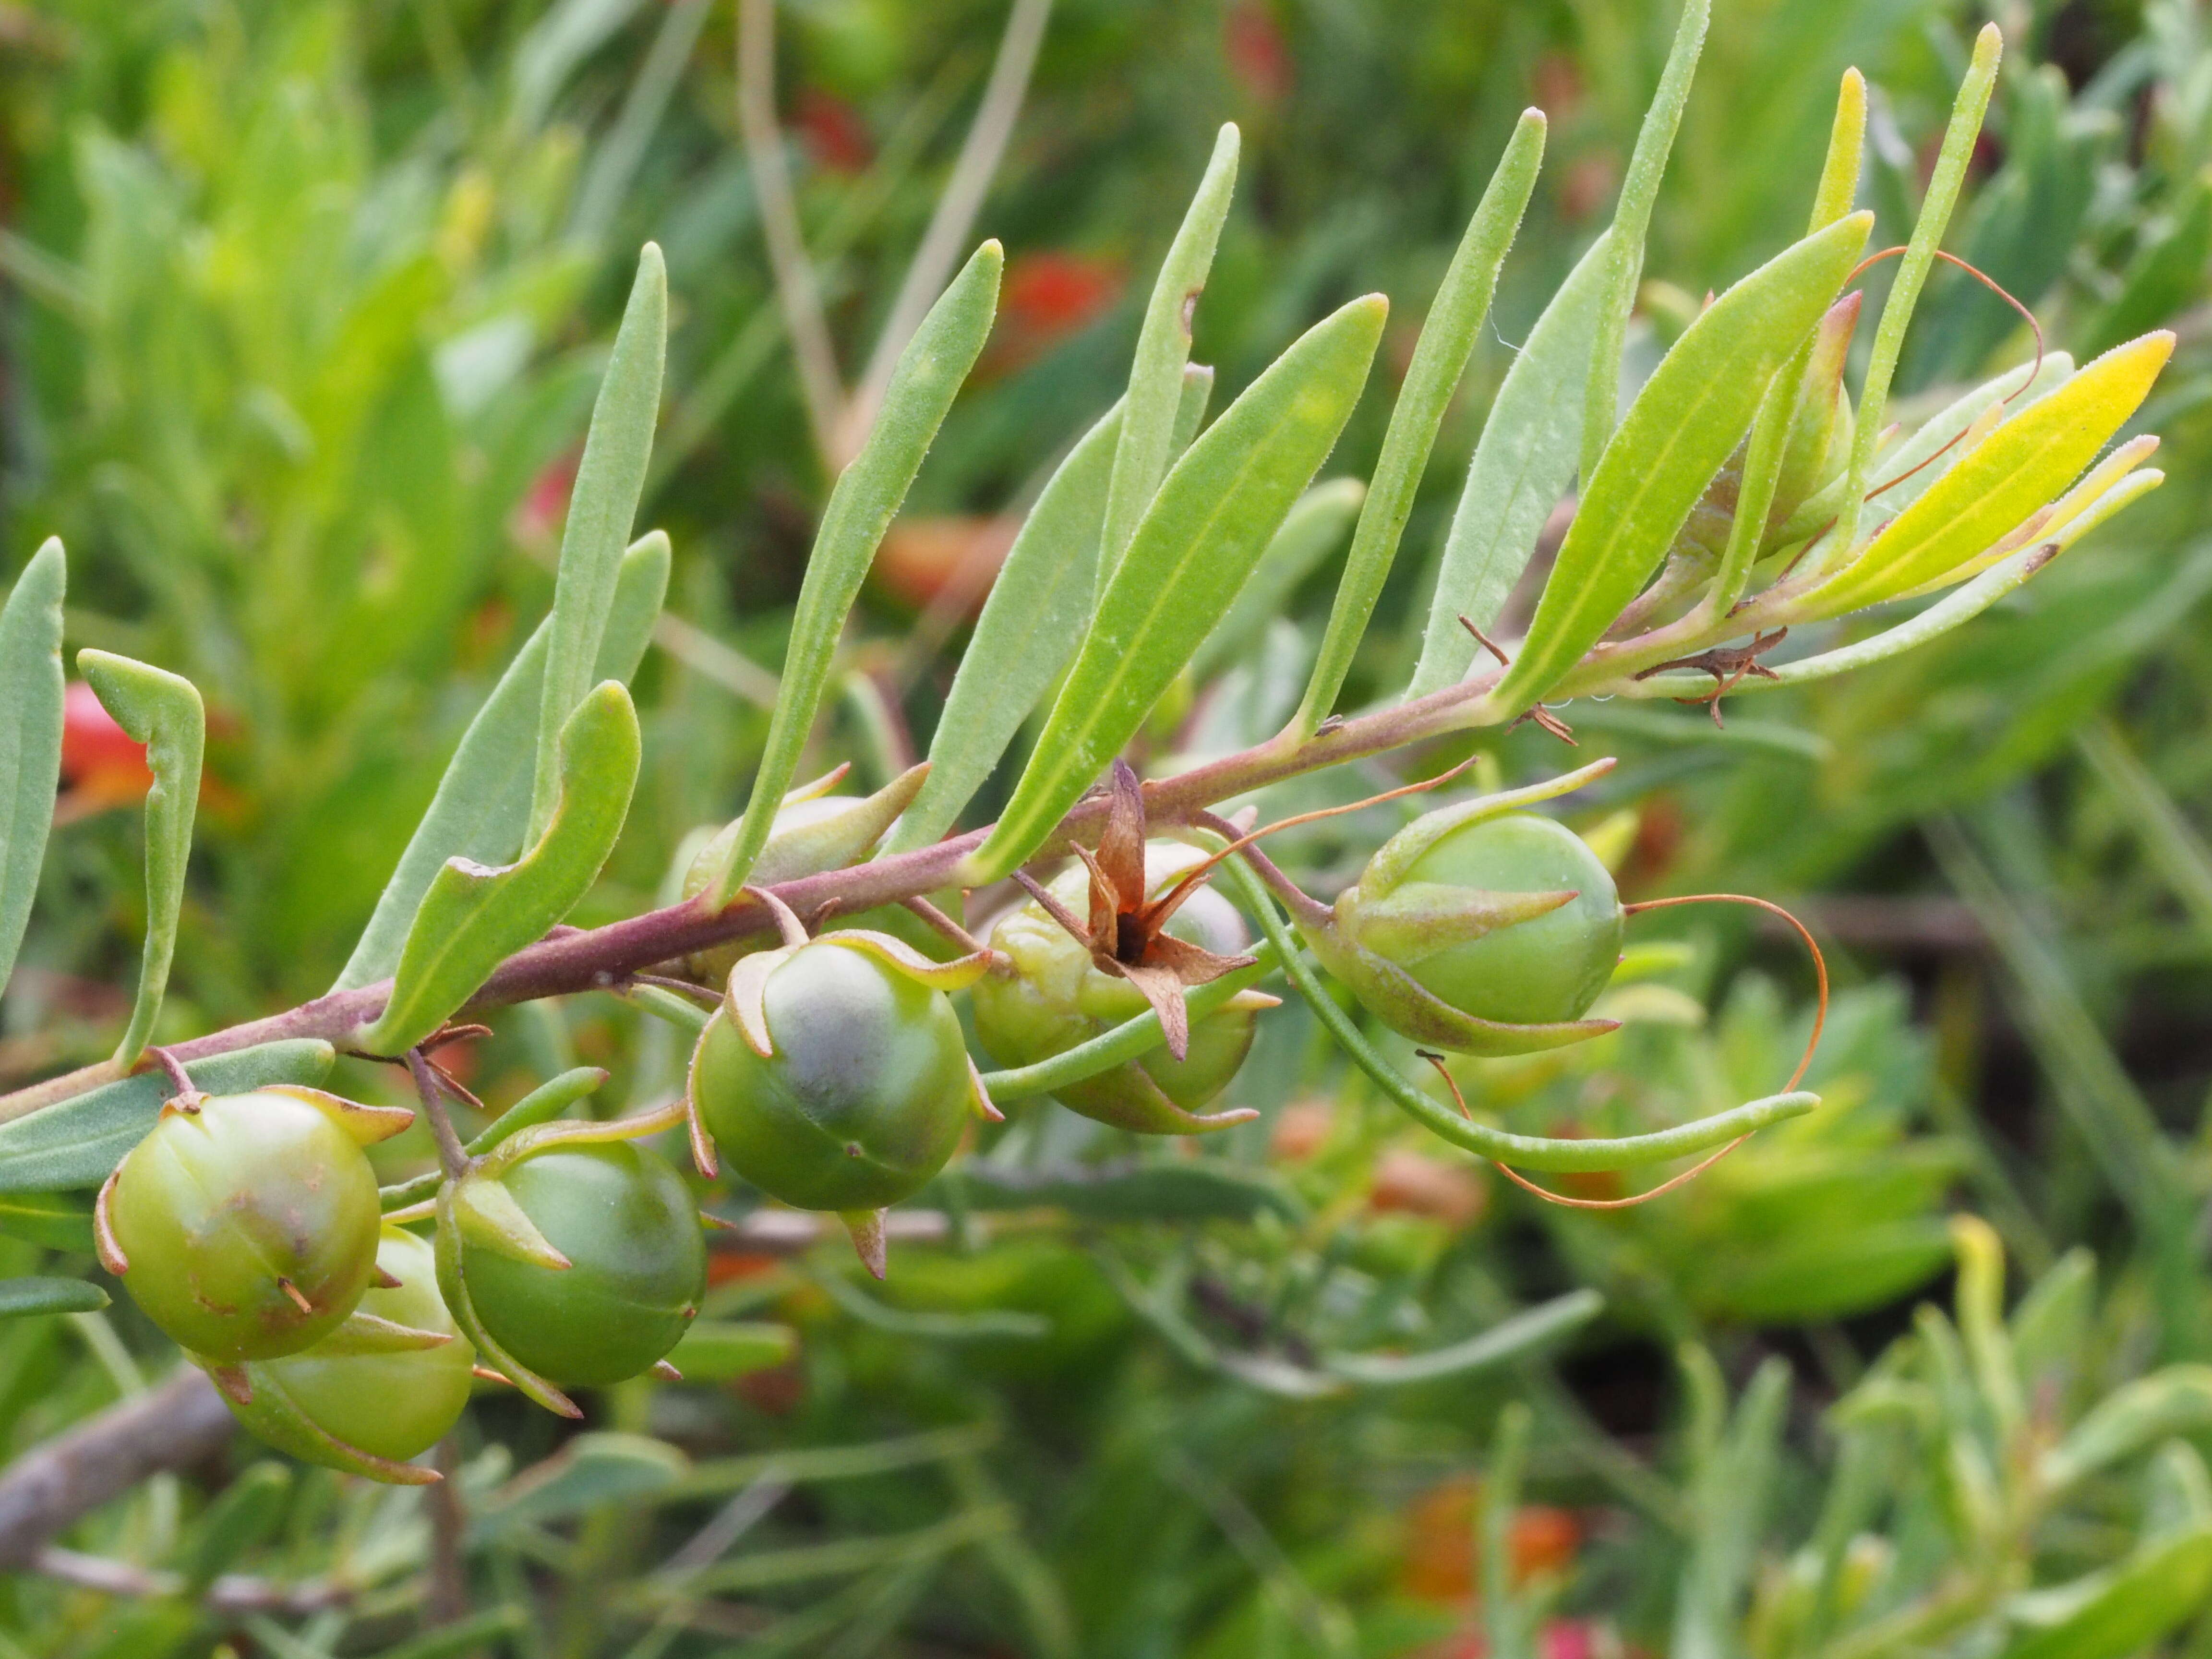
[[211, 1225, 472, 1485], [1298, 768, 1624, 1056], [687, 926, 994, 1274], [437, 1120, 706, 1412], [971, 762, 1266, 1135], [96, 1086, 412, 1362]]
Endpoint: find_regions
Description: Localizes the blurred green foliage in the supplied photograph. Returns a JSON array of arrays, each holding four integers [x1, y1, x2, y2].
[[4, 0, 2212, 1655]]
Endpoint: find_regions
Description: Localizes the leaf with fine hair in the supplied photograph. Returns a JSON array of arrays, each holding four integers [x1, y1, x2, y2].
[[1098, 124, 1239, 589], [1294, 108, 1544, 734], [335, 531, 669, 992], [1580, 0, 1708, 484], [0, 1039, 336, 1190], [529, 242, 665, 844], [360, 681, 641, 1056], [967, 293, 1388, 885], [0, 1277, 108, 1319], [1809, 333, 2172, 613], [1490, 211, 1872, 715], [1815, 22, 2001, 575], [79, 649, 203, 1068], [0, 539, 64, 1002], [1193, 478, 1365, 685], [1406, 235, 1610, 697], [702, 240, 1002, 906], [890, 401, 1124, 854]]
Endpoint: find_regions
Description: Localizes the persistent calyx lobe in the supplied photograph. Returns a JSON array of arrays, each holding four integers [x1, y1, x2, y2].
[[1301, 794, 1624, 1057]]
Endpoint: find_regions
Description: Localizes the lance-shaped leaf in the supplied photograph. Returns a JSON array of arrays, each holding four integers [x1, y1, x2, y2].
[[79, 649, 204, 1068], [0, 1190, 94, 1252], [968, 293, 1387, 884], [336, 532, 668, 992], [1819, 24, 2001, 572], [1322, 1289, 1601, 1386], [893, 366, 1215, 854], [359, 681, 641, 1056], [0, 1039, 335, 1191], [1407, 234, 1611, 697], [0, 1276, 108, 1319], [1488, 211, 1871, 716], [2000, 1525, 2212, 1659], [530, 244, 665, 844], [1099, 125, 1239, 586], [891, 406, 1122, 853], [0, 539, 64, 1000], [1580, 0, 1708, 483], [702, 240, 1002, 907], [1294, 108, 1544, 733], [2041, 1366, 2212, 1493], [1808, 333, 2172, 613], [1193, 477, 1364, 685]]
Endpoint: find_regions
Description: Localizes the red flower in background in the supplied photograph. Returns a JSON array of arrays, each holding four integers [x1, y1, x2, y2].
[[1225, 0, 1292, 105], [59, 681, 152, 809], [797, 87, 873, 174], [984, 250, 1123, 375]]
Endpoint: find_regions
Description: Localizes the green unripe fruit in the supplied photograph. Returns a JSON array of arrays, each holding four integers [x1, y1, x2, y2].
[[459, 1142, 705, 1389], [690, 939, 974, 1212], [972, 843, 1262, 1134], [225, 1226, 474, 1478], [100, 1087, 408, 1362], [1301, 787, 1627, 1057], [1387, 811, 1622, 1026]]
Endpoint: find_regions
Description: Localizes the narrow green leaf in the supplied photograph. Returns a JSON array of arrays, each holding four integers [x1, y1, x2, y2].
[[890, 401, 1124, 854], [704, 241, 1002, 906], [934, 1157, 1299, 1223], [968, 294, 1388, 884], [1324, 1290, 1601, 1387], [668, 1320, 797, 1382], [336, 532, 667, 992], [2083, 167, 2212, 357], [1098, 124, 1239, 588], [0, 538, 64, 1000], [1407, 235, 1610, 697], [530, 243, 665, 843], [1193, 480, 1364, 685], [2042, 1367, 2212, 1493], [2000, 1526, 2212, 1659], [473, 1432, 690, 1539], [178, 1463, 292, 1592], [1491, 211, 1871, 714], [1580, 0, 1709, 484], [0, 1190, 94, 1251], [1809, 69, 1867, 234], [0, 1276, 108, 1319], [1816, 24, 2001, 576], [361, 681, 641, 1056], [0, 1040, 335, 1191], [79, 649, 204, 1068], [1294, 109, 1544, 734]]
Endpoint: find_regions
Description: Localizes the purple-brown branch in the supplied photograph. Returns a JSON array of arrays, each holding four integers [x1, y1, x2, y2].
[[0, 663, 1509, 1126]]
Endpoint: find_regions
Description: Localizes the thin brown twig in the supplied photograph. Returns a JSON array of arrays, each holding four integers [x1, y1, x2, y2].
[[406, 1048, 472, 1180]]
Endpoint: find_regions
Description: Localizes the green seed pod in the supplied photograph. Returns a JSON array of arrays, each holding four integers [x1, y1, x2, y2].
[[682, 763, 928, 981], [689, 933, 988, 1222], [1300, 792, 1623, 1057], [451, 1141, 706, 1393], [97, 1087, 411, 1363], [216, 1226, 473, 1485], [972, 843, 1267, 1135]]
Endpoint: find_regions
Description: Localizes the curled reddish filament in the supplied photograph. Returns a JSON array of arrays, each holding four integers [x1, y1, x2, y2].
[[1426, 891, 1828, 1210]]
